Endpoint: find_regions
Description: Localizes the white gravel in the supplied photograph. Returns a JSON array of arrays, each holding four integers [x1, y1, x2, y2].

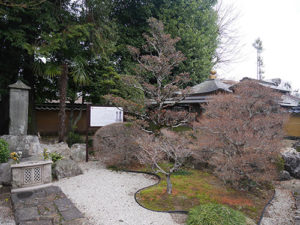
[[55, 161, 182, 225]]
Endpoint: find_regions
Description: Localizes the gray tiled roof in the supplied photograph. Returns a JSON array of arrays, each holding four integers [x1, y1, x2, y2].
[[35, 103, 86, 111], [289, 106, 300, 113], [280, 95, 300, 107], [190, 79, 232, 95]]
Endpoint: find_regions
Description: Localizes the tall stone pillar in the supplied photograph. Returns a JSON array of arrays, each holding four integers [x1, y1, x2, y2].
[[8, 80, 31, 135]]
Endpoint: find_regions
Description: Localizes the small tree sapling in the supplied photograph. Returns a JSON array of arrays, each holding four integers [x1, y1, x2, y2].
[[137, 130, 192, 194]]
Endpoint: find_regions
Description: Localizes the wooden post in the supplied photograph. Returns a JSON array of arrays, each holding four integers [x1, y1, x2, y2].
[[85, 105, 90, 162]]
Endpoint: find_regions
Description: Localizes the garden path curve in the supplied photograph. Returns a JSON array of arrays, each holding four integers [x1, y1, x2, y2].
[[55, 161, 183, 225]]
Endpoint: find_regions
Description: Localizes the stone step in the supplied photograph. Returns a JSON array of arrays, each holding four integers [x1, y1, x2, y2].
[[11, 186, 87, 225]]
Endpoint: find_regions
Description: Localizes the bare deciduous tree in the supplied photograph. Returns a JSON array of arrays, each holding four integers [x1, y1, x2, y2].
[[194, 81, 288, 190], [137, 130, 192, 194], [213, 0, 245, 73]]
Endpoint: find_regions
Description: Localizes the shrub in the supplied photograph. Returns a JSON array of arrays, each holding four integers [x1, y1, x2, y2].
[[50, 152, 63, 163], [66, 131, 83, 147], [50, 152, 63, 180], [187, 203, 246, 225], [93, 123, 146, 168], [194, 81, 288, 189], [0, 138, 10, 163]]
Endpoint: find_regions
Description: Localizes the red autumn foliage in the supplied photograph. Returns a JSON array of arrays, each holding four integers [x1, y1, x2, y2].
[[193, 81, 288, 189]]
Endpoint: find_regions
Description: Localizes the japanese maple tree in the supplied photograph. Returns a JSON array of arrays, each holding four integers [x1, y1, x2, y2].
[[194, 81, 288, 189], [106, 17, 194, 129]]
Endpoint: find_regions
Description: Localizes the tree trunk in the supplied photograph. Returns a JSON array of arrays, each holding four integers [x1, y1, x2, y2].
[[58, 63, 68, 142], [68, 100, 75, 133], [166, 174, 172, 194], [72, 94, 84, 130]]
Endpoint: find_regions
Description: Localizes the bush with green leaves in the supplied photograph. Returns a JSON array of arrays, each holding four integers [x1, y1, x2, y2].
[[50, 152, 64, 180], [50, 152, 63, 163], [187, 203, 246, 225], [66, 131, 83, 147], [0, 138, 10, 163]]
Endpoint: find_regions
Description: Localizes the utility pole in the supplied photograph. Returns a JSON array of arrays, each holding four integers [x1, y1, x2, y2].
[[253, 38, 264, 80]]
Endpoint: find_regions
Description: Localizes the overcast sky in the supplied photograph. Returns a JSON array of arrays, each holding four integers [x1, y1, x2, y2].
[[217, 0, 300, 91]]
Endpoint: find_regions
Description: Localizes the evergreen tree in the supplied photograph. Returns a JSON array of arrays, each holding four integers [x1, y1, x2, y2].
[[112, 0, 219, 84]]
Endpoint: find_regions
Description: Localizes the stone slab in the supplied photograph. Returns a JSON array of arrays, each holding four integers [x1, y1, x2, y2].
[[15, 207, 39, 223], [62, 218, 89, 225], [54, 198, 74, 212], [12, 184, 53, 193], [19, 220, 53, 225], [60, 207, 83, 221], [11, 186, 85, 225]]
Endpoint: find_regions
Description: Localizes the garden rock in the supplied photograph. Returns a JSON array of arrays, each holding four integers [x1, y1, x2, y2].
[[0, 162, 11, 185], [282, 148, 300, 178], [70, 144, 86, 162], [293, 141, 300, 152], [279, 170, 292, 181], [41, 142, 71, 159], [53, 159, 83, 180], [0, 135, 42, 158]]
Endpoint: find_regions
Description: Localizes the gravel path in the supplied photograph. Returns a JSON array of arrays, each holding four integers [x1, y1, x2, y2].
[[260, 188, 295, 225], [55, 161, 182, 225]]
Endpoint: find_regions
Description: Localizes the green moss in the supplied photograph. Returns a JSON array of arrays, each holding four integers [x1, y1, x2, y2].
[[124, 122, 133, 128], [171, 126, 192, 132], [135, 165, 270, 222], [275, 156, 285, 171], [173, 170, 193, 176], [196, 193, 216, 204], [107, 165, 120, 171], [187, 203, 246, 225]]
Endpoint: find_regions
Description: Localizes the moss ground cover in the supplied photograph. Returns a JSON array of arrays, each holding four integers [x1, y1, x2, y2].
[[135, 167, 273, 222]]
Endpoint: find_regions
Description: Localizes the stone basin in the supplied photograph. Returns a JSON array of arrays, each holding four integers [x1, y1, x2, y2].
[[11, 160, 52, 189]]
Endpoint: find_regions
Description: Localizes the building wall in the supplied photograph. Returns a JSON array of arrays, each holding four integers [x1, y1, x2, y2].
[[285, 114, 300, 137], [36, 110, 88, 135]]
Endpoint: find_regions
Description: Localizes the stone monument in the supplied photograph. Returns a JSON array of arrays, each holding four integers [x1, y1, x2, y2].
[[8, 80, 31, 135], [1, 80, 53, 191]]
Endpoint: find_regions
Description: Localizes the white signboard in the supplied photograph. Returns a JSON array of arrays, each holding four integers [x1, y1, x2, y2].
[[90, 106, 123, 127]]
